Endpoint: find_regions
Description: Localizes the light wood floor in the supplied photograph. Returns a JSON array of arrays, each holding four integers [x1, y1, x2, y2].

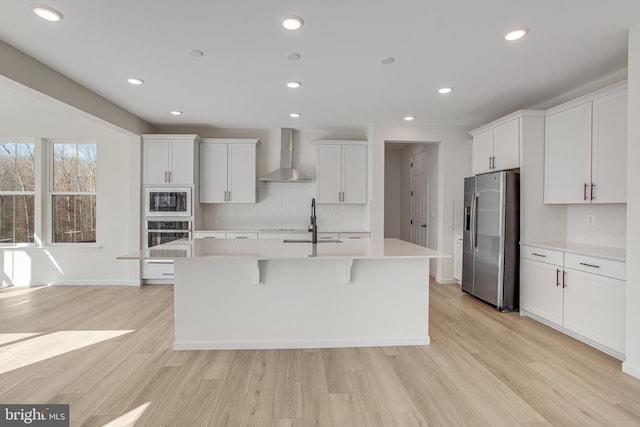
[[1, 281, 640, 427]]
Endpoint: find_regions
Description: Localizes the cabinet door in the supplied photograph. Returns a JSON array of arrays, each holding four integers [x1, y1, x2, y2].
[[199, 143, 228, 203], [144, 139, 170, 184], [492, 118, 520, 171], [591, 89, 627, 203], [316, 145, 342, 203], [341, 145, 367, 203], [563, 269, 625, 354], [453, 235, 463, 283], [520, 259, 563, 326], [544, 102, 592, 203], [168, 139, 195, 185], [227, 143, 256, 203], [472, 129, 494, 175]]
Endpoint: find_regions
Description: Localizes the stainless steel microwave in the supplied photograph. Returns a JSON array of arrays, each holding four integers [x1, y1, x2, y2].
[[145, 187, 191, 216]]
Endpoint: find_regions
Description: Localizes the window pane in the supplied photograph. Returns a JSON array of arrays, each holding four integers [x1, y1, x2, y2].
[[53, 143, 97, 193], [0, 142, 35, 192], [52, 195, 96, 243], [0, 195, 35, 244]]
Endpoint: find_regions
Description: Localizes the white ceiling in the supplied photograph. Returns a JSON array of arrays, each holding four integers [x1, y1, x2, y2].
[[1, 0, 639, 131]]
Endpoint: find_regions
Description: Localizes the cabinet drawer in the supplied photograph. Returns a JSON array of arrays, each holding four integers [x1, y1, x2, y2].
[[143, 259, 174, 279], [520, 245, 563, 265], [318, 233, 340, 241], [226, 232, 258, 239], [193, 231, 226, 239], [564, 253, 625, 280], [339, 232, 370, 239]]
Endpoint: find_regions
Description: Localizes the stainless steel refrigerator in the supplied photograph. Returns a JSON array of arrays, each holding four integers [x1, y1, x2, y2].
[[462, 170, 519, 311]]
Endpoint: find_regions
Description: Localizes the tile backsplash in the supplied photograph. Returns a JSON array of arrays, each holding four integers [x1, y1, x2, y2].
[[200, 182, 371, 231]]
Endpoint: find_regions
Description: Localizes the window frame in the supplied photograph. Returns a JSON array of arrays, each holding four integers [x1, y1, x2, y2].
[[48, 139, 98, 246], [0, 138, 37, 247]]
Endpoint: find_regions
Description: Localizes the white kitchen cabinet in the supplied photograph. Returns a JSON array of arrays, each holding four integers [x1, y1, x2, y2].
[[453, 233, 463, 284], [316, 141, 367, 204], [143, 135, 198, 185], [520, 243, 626, 358], [471, 117, 520, 175], [193, 231, 226, 239], [544, 82, 627, 204], [199, 139, 258, 203]]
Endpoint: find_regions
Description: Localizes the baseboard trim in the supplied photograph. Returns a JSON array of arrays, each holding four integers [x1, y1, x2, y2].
[[174, 336, 430, 351], [29, 280, 140, 286], [623, 361, 640, 380]]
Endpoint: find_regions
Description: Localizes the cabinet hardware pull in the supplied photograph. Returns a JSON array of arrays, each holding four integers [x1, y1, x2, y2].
[[228, 190, 231, 201], [556, 269, 560, 286], [161, 273, 173, 276], [583, 183, 588, 201], [590, 183, 596, 200], [562, 271, 567, 288], [492, 156, 496, 169], [531, 253, 546, 258], [579, 262, 600, 269], [489, 156, 492, 170], [168, 171, 172, 182]]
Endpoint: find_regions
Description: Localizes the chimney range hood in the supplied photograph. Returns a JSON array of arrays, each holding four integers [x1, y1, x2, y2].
[[259, 128, 313, 182]]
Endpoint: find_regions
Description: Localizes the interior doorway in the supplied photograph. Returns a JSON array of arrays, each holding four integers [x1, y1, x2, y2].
[[384, 142, 439, 251]]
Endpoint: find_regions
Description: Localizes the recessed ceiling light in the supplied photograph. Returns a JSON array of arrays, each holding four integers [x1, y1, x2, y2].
[[505, 28, 528, 41], [127, 78, 144, 85], [438, 87, 453, 94], [187, 49, 204, 58], [379, 57, 395, 65], [286, 81, 302, 89], [289, 112, 301, 118], [33, 4, 63, 22], [282, 16, 304, 30], [170, 111, 182, 116], [404, 116, 415, 121]]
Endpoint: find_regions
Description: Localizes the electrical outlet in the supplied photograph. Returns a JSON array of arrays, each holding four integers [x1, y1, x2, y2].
[[587, 215, 595, 226]]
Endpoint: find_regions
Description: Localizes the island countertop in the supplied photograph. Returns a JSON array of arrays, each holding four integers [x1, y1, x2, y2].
[[118, 237, 449, 261]]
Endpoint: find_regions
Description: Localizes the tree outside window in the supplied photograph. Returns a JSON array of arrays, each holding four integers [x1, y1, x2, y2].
[[51, 142, 97, 243], [0, 141, 35, 244]]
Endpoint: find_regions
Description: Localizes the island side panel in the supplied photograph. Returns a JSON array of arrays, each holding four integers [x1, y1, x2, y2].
[[173, 257, 430, 349]]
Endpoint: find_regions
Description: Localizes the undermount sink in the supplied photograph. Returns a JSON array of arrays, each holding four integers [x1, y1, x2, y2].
[[283, 239, 343, 243]]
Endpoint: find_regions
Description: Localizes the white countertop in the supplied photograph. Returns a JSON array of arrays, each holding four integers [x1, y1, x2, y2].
[[119, 238, 448, 261], [520, 241, 626, 262], [195, 229, 371, 234]]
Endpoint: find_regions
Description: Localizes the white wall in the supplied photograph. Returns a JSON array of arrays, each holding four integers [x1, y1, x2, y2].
[[0, 81, 141, 286], [371, 124, 471, 282], [384, 147, 401, 238], [623, 24, 640, 380], [566, 205, 627, 247]]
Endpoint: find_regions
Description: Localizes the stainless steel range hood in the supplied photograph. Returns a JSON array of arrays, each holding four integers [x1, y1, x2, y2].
[[259, 128, 313, 182]]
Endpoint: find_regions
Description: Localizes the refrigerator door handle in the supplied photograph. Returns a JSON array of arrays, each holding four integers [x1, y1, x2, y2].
[[471, 192, 479, 250]]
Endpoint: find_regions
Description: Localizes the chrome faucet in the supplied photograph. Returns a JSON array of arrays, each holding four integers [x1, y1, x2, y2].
[[309, 198, 318, 244]]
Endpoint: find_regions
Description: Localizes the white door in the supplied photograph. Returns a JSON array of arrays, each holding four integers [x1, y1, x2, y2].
[[199, 142, 228, 203], [228, 143, 256, 203], [342, 145, 367, 203], [144, 138, 170, 184], [591, 89, 627, 203], [168, 138, 195, 185], [316, 144, 342, 203], [410, 151, 428, 247]]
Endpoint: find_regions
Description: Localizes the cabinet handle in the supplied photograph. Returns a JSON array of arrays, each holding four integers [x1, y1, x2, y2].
[[489, 156, 492, 170], [562, 271, 567, 288], [556, 269, 560, 287], [228, 190, 231, 202], [492, 156, 496, 169], [168, 171, 172, 182], [583, 183, 588, 201], [161, 273, 173, 276], [164, 171, 168, 183], [579, 262, 600, 269], [590, 183, 596, 201], [531, 252, 546, 258]]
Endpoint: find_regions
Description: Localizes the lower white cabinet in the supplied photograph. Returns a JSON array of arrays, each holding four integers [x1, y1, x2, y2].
[[520, 244, 626, 358], [143, 259, 174, 280], [453, 233, 463, 284]]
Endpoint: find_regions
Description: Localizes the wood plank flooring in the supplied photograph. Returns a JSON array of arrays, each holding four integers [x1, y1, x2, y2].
[[1, 281, 640, 426]]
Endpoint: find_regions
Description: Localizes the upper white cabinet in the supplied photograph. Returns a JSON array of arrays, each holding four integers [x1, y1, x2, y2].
[[316, 141, 367, 204], [199, 139, 258, 203], [143, 135, 198, 185], [544, 81, 627, 204], [471, 117, 520, 175]]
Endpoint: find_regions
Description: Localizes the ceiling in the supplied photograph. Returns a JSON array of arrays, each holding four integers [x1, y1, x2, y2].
[[1, 0, 639, 132]]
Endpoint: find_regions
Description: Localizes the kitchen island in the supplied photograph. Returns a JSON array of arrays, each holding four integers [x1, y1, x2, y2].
[[120, 238, 447, 350]]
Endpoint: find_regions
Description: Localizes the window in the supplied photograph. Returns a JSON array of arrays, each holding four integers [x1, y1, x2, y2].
[[0, 140, 36, 244], [51, 141, 97, 243]]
